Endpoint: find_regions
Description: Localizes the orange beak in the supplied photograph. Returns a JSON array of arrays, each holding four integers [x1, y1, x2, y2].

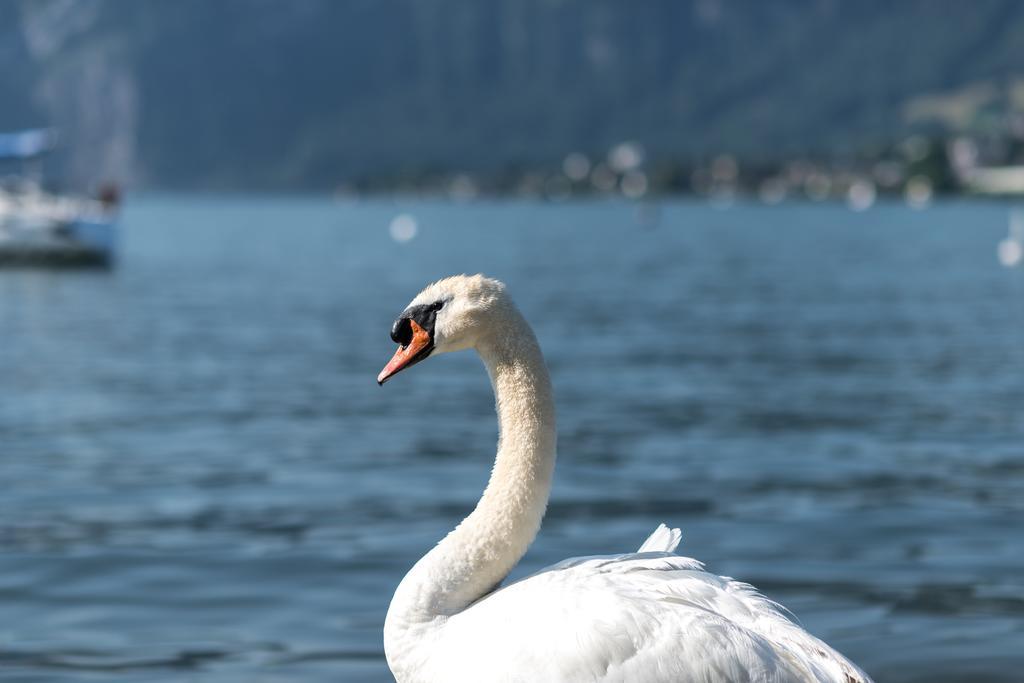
[[377, 319, 433, 385]]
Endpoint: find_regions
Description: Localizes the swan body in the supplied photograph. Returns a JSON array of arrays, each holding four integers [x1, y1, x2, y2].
[[378, 275, 871, 683]]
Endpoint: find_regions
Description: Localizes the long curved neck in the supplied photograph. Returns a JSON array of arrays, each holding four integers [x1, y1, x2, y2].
[[385, 306, 556, 637]]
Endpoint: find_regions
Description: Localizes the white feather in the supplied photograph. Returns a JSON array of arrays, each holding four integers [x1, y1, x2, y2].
[[636, 522, 682, 553]]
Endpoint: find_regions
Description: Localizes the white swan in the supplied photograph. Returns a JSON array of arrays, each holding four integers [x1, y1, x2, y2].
[[377, 275, 871, 683]]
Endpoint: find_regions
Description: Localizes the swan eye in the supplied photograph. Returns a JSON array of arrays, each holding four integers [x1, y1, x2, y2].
[[431, 300, 445, 312]]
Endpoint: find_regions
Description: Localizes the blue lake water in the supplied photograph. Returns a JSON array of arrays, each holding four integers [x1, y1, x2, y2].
[[1, 197, 1022, 682]]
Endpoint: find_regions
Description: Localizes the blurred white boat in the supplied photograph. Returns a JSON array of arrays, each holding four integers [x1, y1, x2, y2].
[[0, 129, 118, 268], [997, 209, 1024, 268], [963, 165, 1024, 195]]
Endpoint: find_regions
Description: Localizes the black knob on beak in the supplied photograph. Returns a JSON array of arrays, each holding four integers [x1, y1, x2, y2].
[[391, 316, 413, 346]]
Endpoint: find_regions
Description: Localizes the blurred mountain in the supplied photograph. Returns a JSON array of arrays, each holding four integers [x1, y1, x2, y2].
[[3, 0, 1024, 190]]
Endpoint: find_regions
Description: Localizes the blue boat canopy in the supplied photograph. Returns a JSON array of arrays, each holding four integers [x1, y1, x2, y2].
[[0, 128, 56, 160]]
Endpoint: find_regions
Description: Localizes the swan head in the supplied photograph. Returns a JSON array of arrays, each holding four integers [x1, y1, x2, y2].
[[377, 274, 509, 384]]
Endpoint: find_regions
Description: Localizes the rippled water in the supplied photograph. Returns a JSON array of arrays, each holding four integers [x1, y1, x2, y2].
[[1, 197, 1022, 682]]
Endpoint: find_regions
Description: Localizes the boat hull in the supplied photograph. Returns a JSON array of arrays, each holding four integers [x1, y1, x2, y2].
[[0, 216, 116, 268]]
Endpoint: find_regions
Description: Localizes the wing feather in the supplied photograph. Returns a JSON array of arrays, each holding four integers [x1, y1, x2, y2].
[[637, 523, 682, 553], [431, 525, 872, 683]]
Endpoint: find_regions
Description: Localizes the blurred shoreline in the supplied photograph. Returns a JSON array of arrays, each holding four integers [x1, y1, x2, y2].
[[322, 134, 1024, 210]]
